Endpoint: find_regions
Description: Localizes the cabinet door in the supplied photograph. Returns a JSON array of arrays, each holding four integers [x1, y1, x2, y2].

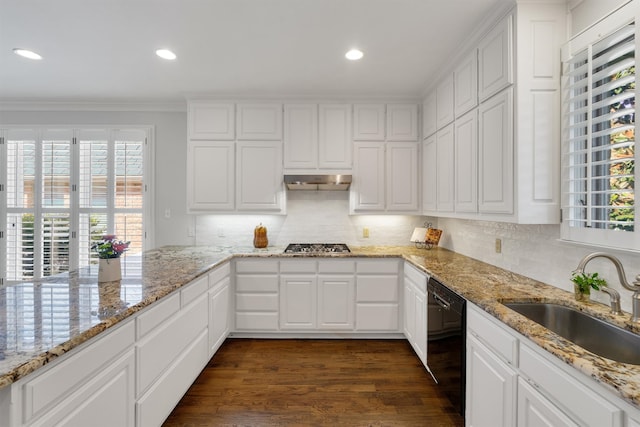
[[518, 378, 579, 427], [413, 285, 427, 365], [454, 50, 478, 117], [236, 141, 284, 212], [403, 282, 415, 340], [236, 103, 283, 140], [188, 102, 235, 140], [351, 141, 385, 211], [436, 74, 455, 128], [30, 351, 135, 427], [353, 104, 385, 141], [280, 276, 317, 329], [454, 110, 478, 213], [478, 88, 513, 214], [318, 276, 355, 330], [422, 135, 437, 213], [209, 277, 230, 356], [386, 142, 419, 212], [436, 124, 455, 213], [466, 334, 517, 427], [422, 91, 437, 139], [284, 104, 318, 170], [187, 141, 234, 211], [318, 104, 352, 169], [387, 104, 418, 141], [478, 14, 514, 101]]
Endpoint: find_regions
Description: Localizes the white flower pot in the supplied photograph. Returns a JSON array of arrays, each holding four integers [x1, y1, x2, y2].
[[98, 257, 122, 282]]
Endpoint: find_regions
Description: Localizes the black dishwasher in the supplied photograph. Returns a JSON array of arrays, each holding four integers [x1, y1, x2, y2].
[[427, 276, 466, 417]]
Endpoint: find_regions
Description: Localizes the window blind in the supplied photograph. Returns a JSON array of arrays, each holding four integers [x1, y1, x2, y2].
[[563, 21, 636, 248]]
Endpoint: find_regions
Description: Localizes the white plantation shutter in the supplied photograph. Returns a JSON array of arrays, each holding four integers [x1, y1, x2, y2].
[[1, 126, 150, 284], [562, 9, 638, 250]]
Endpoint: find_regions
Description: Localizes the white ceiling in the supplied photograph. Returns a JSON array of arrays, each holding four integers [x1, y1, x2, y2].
[[0, 0, 513, 104]]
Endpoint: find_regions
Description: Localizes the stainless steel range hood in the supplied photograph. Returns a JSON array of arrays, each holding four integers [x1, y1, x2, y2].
[[284, 174, 352, 191]]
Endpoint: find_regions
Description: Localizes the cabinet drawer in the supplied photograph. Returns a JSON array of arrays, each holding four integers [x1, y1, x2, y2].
[[235, 312, 279, 330], [467, 305, 518, 365], [181, 275, 209, 307], [209, 262, 231, 285], [357, 259, 399, 274], [136, 293, 181, 339], [236, 293, 278, 311], [519, 343, 622, 427], [136, 294, 208, 396], [22, 321, 135, 423], [235, 275, 279, 292], [280, 260, 316, 273], [318, 260, 356, 274], [356, 304, 399, 331], [404, 263, 427, 288], [235, 260, 279, 274], [356, 277, 399, 302]]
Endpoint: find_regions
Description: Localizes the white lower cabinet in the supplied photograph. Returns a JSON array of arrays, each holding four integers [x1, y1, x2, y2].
[[209, 263, 231, 356], [280, 275, 318, 330], [234, 259, 280, 331], [466, 334, 517, 427], [403, 263, 427, 366], [356, 259, 400, 332], [467, 303, 633, 427], [518, 378, 578, 427], [318, 276, 356, 329]]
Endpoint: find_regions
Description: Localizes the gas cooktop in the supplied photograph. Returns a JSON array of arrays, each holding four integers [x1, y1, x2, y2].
[[284, 243, 351, 254]]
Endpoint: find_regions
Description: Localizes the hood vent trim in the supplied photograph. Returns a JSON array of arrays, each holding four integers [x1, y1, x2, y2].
[[284, 174, 352, 191]]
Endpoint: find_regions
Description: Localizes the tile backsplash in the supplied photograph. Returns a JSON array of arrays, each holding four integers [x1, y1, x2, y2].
[[194, 191, 640, 313], [195, 191, 425, 247]]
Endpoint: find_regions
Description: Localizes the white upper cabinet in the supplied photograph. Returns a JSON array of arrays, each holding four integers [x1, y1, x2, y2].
[[454, 110, 478, 213], [236, 141, 285, 212], [386, 104, 418, 141], [435, 124, 455, 213], [422, 91, 437, 139], [353, 104, 386, 141], [283, 104, 318, 170], [188, 102, 235, 140], [187, 141, 235, 211], [454, 50, 478, 117], [351, 141, 386, 211], [478, 88, 513, 214], [422, 135, 437, 213], [236, 103, 283, 140], [318, 104, 352, 170], [436, 75, 455, 128], [386, 142, 419, 211], [478, 13, 514, 102]]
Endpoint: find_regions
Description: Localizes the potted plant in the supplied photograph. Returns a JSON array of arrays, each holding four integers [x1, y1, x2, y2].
[[570, 271, 607, 302], [92, 235, 129, 282]]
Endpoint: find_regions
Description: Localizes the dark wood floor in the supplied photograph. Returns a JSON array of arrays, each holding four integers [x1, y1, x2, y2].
[[163, 338, 463, 427]]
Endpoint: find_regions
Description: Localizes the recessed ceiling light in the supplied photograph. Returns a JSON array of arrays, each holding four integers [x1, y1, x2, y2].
[[345, 49, 364, 61], [156, 49, 177, 60], [13, 48, 42, 60]]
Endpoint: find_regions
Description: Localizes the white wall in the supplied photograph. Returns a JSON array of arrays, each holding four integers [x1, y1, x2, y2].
[[436, 218, 640, 312], [569, 0, 631, 36], [0, 109, 193, 247], [195, 191, 425, 248]]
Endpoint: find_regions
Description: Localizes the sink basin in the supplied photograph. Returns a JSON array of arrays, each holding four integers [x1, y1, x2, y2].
[[504, 302, 640, 365]]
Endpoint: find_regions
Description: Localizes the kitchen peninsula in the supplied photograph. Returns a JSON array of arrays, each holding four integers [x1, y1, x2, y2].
[[2, 245, 640, 426]]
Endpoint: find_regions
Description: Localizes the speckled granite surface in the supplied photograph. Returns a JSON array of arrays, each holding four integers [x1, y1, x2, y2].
[[2, 244, 640, 410]]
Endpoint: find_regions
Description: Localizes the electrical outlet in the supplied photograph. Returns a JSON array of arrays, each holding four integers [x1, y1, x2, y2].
[[495, 238, 502, 254], [188, 226, 195, 237], [164, 208, 171, 219], [363, 227, 370, 238], [218, 227, 225, 237]]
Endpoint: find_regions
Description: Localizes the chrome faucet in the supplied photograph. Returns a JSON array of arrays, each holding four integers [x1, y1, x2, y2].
[[598, 286, 623, 315], [574, 252, 640, 321]]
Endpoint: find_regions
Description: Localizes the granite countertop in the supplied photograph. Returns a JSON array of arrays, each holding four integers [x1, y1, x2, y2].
[[1, 245, 640, 410]]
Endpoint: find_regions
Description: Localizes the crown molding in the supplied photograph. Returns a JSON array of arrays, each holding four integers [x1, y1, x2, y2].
[[0, 99, 187, 112]]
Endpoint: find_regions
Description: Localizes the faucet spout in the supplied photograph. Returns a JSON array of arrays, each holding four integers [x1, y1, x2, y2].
[[575, 252, 640, 322], [599, 286, 623, 315]]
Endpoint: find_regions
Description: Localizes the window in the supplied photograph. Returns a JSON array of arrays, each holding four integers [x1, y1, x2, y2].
[[562, 4, 638, 251], [0, 127, 151, 285]]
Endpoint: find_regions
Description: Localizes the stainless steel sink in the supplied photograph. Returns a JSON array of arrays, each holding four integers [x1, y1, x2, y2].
[[504, 302, 640, 365]]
